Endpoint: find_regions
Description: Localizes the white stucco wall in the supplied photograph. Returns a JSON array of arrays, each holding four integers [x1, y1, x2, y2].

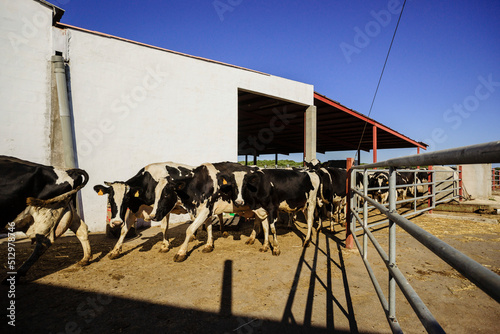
[[0, 0, 54, 164], [1, 0, 313, 231], [460, 164, 492, 199], [64, 27, 313, 230]]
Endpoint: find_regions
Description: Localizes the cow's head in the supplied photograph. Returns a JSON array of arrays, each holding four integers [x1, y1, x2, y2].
[[148, 178, 178, 222], [241, 170, 265, 208], [368, 172, 389, 203], [304, 158, 321, 170], [214, 171, 247, 206], [93, 182, 142, 227]]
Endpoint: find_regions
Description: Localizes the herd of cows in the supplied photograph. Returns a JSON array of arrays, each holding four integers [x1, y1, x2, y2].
[[0, 155, 429, 282]]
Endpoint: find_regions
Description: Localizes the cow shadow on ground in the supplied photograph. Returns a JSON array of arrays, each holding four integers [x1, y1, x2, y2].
[[0, 278, 360, 334], [0, 229, 364, 333], [0, 234, 102, 284], [1, 214, 374, 333]]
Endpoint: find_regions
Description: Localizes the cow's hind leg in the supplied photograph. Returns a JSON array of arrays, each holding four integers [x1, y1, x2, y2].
[[68, 206, 92, 265], [315, 206, 323, 232], [270, 218, 280, 256], [303, 205, 316, 248], [159, 214, 170, 253], [174, 207, 210, 262], [10, 234, 52, 283]]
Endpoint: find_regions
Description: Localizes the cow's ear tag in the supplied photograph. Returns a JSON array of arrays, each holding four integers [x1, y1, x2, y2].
[[134, 190, 140, 197], [98, 190, 104, 196], [222, 178, 228, 185]]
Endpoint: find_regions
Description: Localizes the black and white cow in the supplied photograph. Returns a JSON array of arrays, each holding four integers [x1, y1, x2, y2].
[[93, 162, 193, 259], [401, 171, 429, 197], [152, 162, 256, 262], [0, 156, 91, 281], [315, 167, 347, 232], [241, 168, 320, 255], [368, 171, 412, 204], [352, 171, 371, 208], [399, 170, 429, 207]]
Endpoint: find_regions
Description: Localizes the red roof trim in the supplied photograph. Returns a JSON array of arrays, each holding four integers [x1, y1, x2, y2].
[[314, 92, 427, 150], [55, 22, 270, 76]]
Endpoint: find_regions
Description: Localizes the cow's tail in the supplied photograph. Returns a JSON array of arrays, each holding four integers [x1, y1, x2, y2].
[[26, 168, 89, 207]]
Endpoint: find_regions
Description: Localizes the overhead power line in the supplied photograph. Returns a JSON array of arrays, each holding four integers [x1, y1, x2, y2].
[[355, 0, 408, 163]]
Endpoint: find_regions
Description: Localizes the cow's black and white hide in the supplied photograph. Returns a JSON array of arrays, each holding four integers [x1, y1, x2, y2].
[[314, 167, 347, 232], [241, 168, 320, 255], [368, 171, 414, 205], [93, 162, 193, 258], [0, 156, 90, 282], [155, 162, 256, 262]]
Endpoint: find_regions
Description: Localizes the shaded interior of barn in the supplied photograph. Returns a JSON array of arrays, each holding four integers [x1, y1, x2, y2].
[[238, 90, 427, 163]]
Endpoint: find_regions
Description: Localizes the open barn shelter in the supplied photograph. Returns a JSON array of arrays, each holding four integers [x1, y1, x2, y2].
[[238, 91, 427, 164], [1, 0, 425, 232]]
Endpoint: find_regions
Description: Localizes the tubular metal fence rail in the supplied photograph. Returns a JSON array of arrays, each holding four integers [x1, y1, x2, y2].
[[347, 140, 500, 334], [351, 167, 462, 233]]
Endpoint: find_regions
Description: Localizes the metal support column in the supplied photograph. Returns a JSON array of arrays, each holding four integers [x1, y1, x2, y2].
[[304, 105, 317, 163]]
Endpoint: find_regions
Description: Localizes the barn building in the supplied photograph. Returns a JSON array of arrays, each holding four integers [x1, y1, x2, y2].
[[1, 0, 426, 231]]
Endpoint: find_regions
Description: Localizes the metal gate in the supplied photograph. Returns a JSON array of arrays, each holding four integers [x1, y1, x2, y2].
[[347, 140, 500, 333]]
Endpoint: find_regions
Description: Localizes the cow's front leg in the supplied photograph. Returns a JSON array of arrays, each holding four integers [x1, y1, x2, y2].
[[159, 214, 170, 253], [218, 213, 229, 238], [174, 207, 210, 262], [202, 217, 215, 253], [109, 211, 135, 259], [245, 216, 261, 245], [259, 216, 270, 253]]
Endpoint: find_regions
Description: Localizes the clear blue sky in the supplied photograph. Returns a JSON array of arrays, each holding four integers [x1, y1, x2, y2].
[[55, 0, 500, 163]]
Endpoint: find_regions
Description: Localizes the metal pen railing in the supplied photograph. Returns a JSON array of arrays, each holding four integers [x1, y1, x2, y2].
[[351, 167, 461, 232], [348, 140, 500, 333], [492, 168, 500, 191]]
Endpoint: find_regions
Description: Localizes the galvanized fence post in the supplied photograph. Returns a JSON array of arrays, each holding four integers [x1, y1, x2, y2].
[[413, 169, 418, 212], [346, 157, 354, 249], [428, 165, 434, 213], [388, 166, 397, 321], [347, 141, 500, 333], [459, 165, 463, 201], [363, 169, 369, 261]]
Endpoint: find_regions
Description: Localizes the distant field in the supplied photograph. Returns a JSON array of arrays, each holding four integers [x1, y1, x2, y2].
[[238, 159, 303, 168]]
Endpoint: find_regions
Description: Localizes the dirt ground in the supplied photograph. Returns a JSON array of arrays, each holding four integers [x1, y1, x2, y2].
[[1, 209, 499, 334]]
